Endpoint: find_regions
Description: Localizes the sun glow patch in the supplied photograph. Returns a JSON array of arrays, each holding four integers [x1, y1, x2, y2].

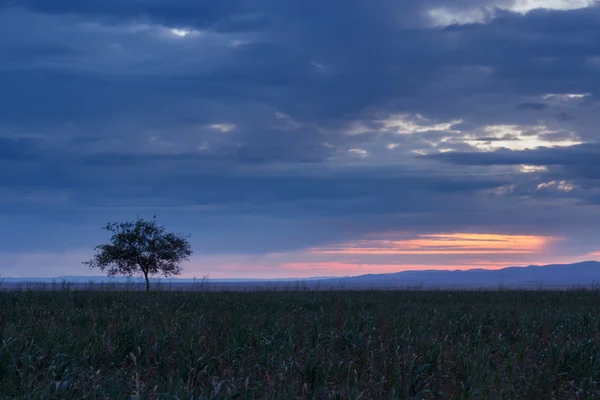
[[542, 93, 591, 102], [510, 0, 596, 13], [427, 0, 596, 26], [487, 184, 517, 196], [427, 7, 490, 26], [537, 180, 576, 192], [209, 124, 236, 133], [520, 165, 548, 173], [348, 148, 368, 156], [344, 114, 461, 136], [465, 124, 582, 151], [167, 27, 202, 38], [381, 114, 462, 135], [310, 233, 556, 255]]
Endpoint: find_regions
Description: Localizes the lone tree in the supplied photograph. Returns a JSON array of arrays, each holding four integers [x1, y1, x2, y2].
[[84, 216, 193, 291]]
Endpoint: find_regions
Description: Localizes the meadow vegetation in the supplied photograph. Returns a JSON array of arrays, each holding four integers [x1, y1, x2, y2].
[[1, 289, 599, 399]]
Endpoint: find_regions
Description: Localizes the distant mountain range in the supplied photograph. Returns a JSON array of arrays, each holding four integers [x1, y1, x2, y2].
[[323, 261, 600, 289], [4, 261, 600, 289]]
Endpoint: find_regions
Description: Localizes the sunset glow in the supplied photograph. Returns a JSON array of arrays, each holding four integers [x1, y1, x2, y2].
[[310, 233, 555, 256]]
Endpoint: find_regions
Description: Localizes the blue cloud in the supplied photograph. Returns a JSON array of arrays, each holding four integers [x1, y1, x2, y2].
[[0, 1, 600, 272]]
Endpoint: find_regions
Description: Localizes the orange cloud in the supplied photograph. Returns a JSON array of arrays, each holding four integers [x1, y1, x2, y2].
[[310, 233, 556, 255]]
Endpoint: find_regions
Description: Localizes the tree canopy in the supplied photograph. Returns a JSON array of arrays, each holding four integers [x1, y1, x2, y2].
[[83, 216, 193, 291]]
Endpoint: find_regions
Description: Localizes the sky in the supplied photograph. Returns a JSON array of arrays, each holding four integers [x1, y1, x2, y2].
[[1, 0, 600, 279]]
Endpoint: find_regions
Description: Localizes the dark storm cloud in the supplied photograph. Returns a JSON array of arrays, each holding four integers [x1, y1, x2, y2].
[[425, 143, 600, 208], [2, 3, 600, 129], [424, 144, 600, 169], [0, 0, 252, 31], [7, 1, 597, 126], [2, 0, 498, 31], [0, 147, 507, 210], [0, 146, 516, 254]]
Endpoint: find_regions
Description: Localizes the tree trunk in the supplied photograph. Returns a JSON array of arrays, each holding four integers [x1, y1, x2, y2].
[[144, 272, 150, 292]]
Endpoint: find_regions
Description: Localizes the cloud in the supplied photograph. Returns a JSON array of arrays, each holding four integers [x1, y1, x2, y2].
[[424, 143, 600, 170], [1, 1, 600, 276], [310, 233, 556, 255], [516, 102, 548, 111]]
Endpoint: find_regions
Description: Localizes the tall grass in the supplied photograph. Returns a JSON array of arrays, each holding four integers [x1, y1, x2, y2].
[[1, 290, 599, 399]]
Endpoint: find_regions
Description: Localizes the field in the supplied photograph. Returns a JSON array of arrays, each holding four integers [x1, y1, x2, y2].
[[1, 290, 600, 399]]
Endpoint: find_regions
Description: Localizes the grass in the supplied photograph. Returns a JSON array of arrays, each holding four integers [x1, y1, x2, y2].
[[1, 290, 600, 399]]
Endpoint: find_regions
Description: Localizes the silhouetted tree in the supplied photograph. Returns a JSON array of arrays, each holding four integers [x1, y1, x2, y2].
[[83, 216, 192, 291]]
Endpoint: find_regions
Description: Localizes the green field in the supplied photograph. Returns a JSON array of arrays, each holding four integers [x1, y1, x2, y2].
[[1, 290, 600, 399]]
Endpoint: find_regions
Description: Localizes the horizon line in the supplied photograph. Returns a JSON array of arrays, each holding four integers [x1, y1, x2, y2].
[[2, 260, 598, 281]]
